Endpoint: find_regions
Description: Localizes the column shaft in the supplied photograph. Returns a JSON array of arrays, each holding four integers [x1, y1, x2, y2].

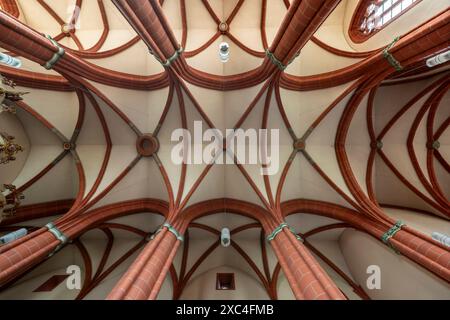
[[269, 229, 345, 300]]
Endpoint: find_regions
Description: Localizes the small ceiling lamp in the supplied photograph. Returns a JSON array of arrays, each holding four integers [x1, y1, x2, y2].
[[0, 52, 21, 69], [221, 227, 231, 247], [432, 232, 450, 247], [219, 42, 230, 63], [0, 228, 27, 244], [426, 49, 450, 68]]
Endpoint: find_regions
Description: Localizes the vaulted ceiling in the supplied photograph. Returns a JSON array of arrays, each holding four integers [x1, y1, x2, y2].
[[0, 0, 448, 300]]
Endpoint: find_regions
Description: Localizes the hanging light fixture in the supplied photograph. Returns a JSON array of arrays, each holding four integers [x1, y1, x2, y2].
[[0, 52, 22, 68], [0, 228, 27, 244], [426, 49, 450, 68], [432, 232, 450, 247], [219, 42, 230, 63], [221, 227, 231, 247]]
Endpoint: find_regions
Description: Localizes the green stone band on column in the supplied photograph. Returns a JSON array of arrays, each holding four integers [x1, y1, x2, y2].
[[383, 36, 403, 71], [267, 222, 303, 242], [163, 222, 184, 241], [265, 50, 287, 71], [266, 49, 300, 71], [152, 222, 184, 242], [155, 47, 184, 68], [45, 222, 69, 256], [43, 35, 65, 70], [381, 220, 405, 253]]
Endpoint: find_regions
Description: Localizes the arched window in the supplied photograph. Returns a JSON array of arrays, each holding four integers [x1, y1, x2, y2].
[[0, 0, 20, 18], [349, 0, 422, 43]]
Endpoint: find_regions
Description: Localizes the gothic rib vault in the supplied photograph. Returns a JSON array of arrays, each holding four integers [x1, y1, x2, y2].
[[0, 0, 449, 300]]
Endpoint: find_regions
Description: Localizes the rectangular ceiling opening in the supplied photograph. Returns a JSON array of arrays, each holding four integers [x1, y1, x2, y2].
[[216, 273, 235, 290]]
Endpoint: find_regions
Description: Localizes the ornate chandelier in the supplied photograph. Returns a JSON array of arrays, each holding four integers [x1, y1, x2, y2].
[[0, 132, 23, 164], [1, 75, 27, 113], [0, 184, 25, 221]]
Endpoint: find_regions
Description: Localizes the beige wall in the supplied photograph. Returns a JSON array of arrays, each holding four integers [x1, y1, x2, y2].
[[339, 228, 450, 299], [373, 76, 449, 216], [180, 266, 269, 300], [0, 244, 83, 300]]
